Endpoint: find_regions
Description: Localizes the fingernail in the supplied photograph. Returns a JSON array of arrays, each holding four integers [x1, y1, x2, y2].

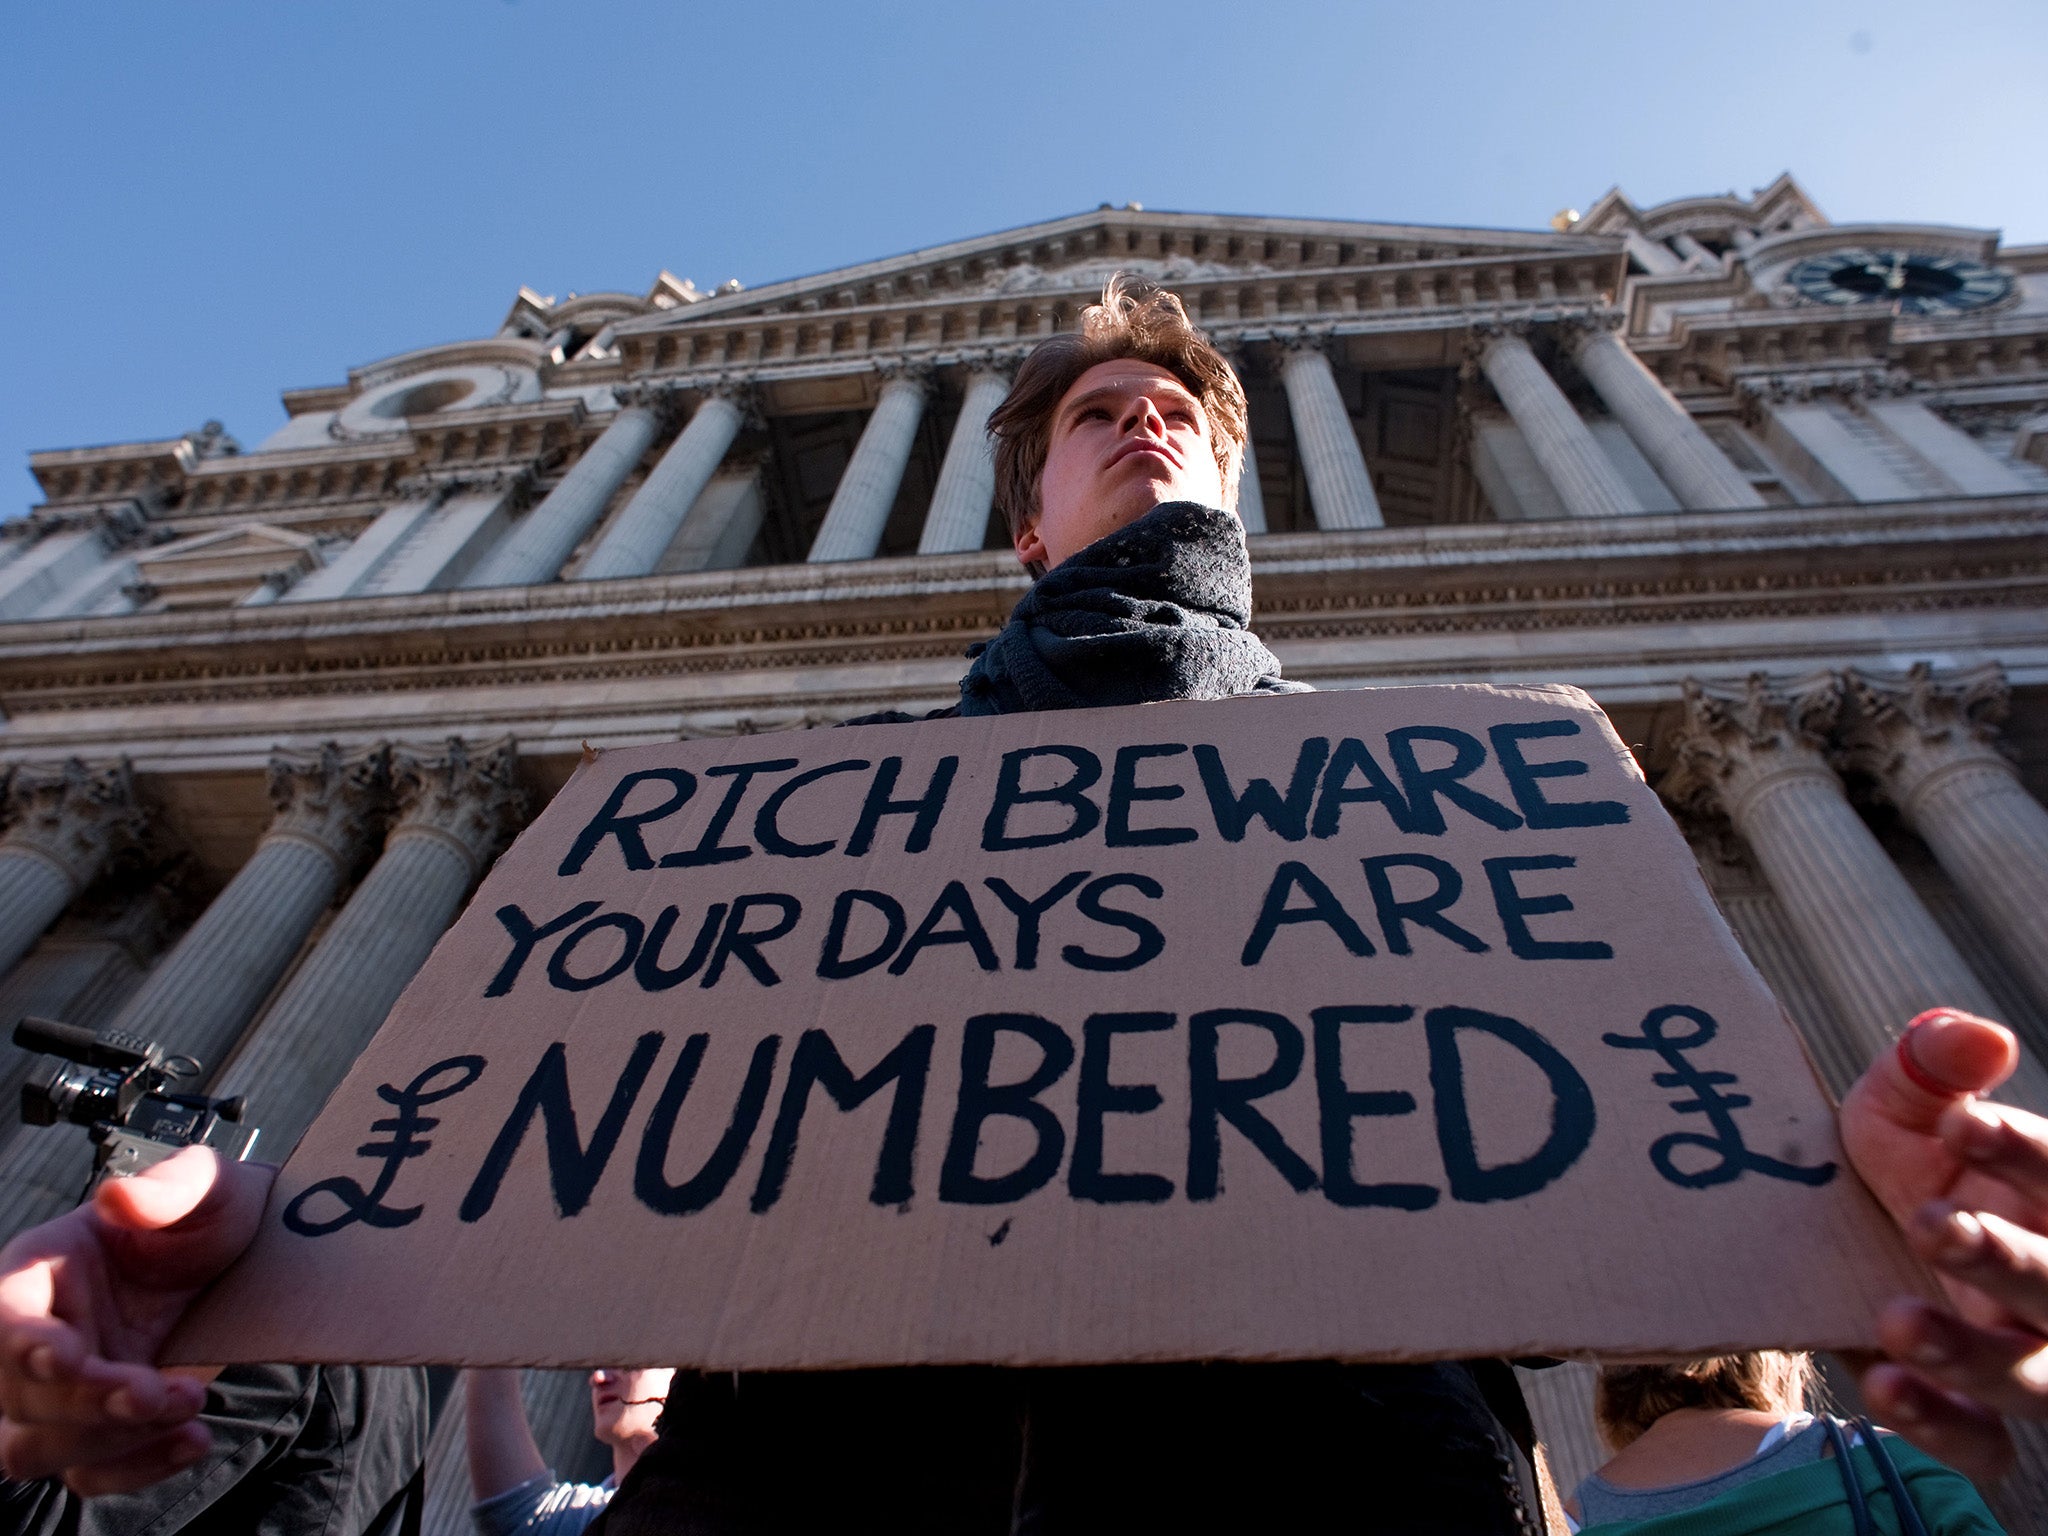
[[1956, 1103, 2004, 1160], [25, 1346, 55, 1382], [1908, 1009, 1965, 1031], [1941, 1209, 1986, 1265], [1912, 1330, 1952, 1367], [105, 1387, 139, 1422]]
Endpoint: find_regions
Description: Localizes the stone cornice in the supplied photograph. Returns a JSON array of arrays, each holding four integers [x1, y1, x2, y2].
[[2, 496, 2046, 717], [615, 208, 1604, 331], [618, 249, 1628, 377]]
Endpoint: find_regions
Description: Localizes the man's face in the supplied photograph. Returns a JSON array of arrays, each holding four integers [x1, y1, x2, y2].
[[589, 1366, 675, 1447], [1015, 358, 1227, 571]]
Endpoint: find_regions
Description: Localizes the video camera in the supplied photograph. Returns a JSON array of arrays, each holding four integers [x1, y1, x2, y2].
[[14, 1016, 259, 1191]]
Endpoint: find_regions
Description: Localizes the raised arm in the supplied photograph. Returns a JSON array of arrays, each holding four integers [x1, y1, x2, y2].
[[0, 1145, 270, 1496], [1838, 1008, 2048, 1480], [464, 1368, 549, 1504]]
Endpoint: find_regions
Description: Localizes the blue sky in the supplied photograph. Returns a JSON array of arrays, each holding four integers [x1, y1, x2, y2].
[[5, 0, 2045, 509]]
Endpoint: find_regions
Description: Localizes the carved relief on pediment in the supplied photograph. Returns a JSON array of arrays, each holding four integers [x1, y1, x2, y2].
[[966, 253, 1278, 298], [130, 523, 326, 611]]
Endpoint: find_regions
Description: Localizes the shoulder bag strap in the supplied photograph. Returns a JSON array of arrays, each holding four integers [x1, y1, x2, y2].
[[1821, 1415, 1876, 1536], [1854, 1417, 1931, 1536]]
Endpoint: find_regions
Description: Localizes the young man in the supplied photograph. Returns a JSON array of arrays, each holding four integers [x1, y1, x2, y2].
[[0, 283, 2043, 1530], [466, 1366, 675, 1536]]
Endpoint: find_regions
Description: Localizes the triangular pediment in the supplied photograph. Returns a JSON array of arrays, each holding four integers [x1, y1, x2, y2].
[[614, 206, 1593, 338], [140, 523, 321, 565]]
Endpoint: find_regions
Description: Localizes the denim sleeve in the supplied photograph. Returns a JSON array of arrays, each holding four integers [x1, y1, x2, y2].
[[471, 1471, 557, 1536]]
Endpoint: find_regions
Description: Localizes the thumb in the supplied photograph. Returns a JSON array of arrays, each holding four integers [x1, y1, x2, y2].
[[1846, 1009, 2018, 1136], [93, 1146, 221, 1233], [93, 1149, 274, 1293]]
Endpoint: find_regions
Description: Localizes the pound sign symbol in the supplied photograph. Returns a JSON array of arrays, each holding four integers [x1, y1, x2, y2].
[[283, 1057, 486, 1237], [1602, 1005, 1835, 1190]]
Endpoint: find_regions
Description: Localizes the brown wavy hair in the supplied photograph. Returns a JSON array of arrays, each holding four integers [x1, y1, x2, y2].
[[987, 275, 1247, 566], [1595, 1353, 1817, 1451]]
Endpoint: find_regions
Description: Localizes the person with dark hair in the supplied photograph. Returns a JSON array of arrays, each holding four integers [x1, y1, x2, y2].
[[1569, 1353, 2002, 1532], [0, 282, 2044, 1534]]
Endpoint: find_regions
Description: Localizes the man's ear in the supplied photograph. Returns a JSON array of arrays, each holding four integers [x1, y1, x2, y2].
[[1012, 516, 1048, 571]]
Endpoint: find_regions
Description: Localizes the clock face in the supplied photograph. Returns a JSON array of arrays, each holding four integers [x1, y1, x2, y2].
[[1786, 249, 2012, 315]]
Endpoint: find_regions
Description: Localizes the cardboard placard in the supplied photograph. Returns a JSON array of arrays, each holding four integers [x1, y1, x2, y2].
[[172, 684, 1928, 1369]]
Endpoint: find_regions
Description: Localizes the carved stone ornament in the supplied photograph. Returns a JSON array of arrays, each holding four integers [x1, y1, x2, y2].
[[1735, 366, 1914, 410], [1559, 307, 1627, 348], [1277, 326, 1340, 360], [263, 742, 390, 868], [1462, 315, 1536, 370], [388, 736, 526, 875], [1836, 660, 2016, 811], [1660, 671, 1844, 823], [26, 499, 149, 545], [608, 381, 688, 426], [697, 377, 765, 432], [955, 346, 1026, 380], [184, 420, 242, 460], [0, 758, 147, 892], [394, 464, 540, 503], [872, 356, 936, 395]]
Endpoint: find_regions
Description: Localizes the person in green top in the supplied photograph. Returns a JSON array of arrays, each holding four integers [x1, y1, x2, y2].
[[1569, 1353, 2003, 1535]]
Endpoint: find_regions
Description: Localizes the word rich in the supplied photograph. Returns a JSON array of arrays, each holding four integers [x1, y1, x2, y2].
[[286, 1001, 1606, 1237]]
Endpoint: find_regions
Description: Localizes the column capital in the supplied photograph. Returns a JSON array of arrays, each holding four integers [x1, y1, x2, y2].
[[608, 381, 688, 426], [954, 346, 1025, 380], [0, 758, 146, 893], [263, 743, 389, 871], [1735, 366, 1913, 410], [394, 463, 539, 503], [1467, 315, 1536, 347], [25, 499, 150, 547], [872, 357, 935, 395], [1838, 661, 2016, 814], [1662, 672, 1845, 824], [1461, 316, 1538, 376], [696, 377, 764, 430], [1559, 307, 1627, 346], [1276, 326, 1341, 360], [389, 736, 526, 877]]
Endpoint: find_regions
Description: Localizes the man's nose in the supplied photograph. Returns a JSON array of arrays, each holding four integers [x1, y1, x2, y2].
[[1118, 393, 1167, 438]]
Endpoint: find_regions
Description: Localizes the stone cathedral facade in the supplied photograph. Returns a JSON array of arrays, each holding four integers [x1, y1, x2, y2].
[[5, 173, 2048, 1524]]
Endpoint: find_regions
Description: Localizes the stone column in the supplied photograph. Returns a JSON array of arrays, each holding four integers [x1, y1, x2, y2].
[[917, 362, 1013, 554], [1664, 674, 2030, 1100], [1740, 379, 1922, 503], [1566, 316, 1764, 510], [578, 388, 750, 579], [0, 745, 385, 1237], [809, 364, 930, 562], [217, 739, 522, 1156], [0, 761, 142, 982], [1473, 322, 1643, 518], [1842, 663, 2048, 1020], [1278, 336, 1382, 529], [1234, 443, 1269, 533], [463, 396, 667, 588], [1863, 399, 2033, 496], [283, 484, 449, 603]]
